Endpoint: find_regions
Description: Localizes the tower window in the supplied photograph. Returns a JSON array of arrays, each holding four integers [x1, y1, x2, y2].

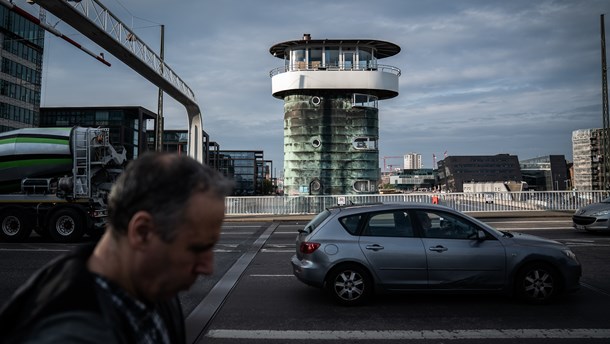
[[353, 137, 378, 150], [352, 93, 378, 108]]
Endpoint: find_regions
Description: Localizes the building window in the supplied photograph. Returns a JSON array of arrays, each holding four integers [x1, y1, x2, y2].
[[353, 180, 376, 192], [352, 93, 378, 108], [353, 137, 378, 150]]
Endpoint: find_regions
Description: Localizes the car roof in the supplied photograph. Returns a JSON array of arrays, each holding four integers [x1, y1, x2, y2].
[[327, 202, 456, 215]]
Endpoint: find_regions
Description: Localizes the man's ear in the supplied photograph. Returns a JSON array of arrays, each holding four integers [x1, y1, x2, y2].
[[126, 211, 155, 249]]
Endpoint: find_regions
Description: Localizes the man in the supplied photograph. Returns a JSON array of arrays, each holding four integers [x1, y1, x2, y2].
[[0, 152, 233, 343]]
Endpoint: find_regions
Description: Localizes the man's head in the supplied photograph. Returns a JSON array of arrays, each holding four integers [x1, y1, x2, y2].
[[105, 152, 233, 301]]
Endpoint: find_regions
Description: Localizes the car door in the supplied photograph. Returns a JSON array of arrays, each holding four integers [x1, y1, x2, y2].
[[413, 209, 507, 290], [358, 210, 427, 290]]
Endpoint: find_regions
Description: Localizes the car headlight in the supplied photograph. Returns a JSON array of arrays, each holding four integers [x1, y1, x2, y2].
[[592, 209, 610, 216], [562, 249, 578, 262]]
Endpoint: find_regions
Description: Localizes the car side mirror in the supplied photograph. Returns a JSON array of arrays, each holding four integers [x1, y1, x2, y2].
[[477, 230, 487, 241]]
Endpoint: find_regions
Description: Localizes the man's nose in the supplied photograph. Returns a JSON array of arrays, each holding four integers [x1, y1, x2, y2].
[[194, 251, 214, 275]]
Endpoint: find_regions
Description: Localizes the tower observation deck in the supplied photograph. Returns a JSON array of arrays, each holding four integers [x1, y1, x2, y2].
[[270, 34, 400, 195]]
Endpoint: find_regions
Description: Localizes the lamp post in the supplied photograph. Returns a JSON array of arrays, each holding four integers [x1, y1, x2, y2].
[[155, 24, 165, 152]]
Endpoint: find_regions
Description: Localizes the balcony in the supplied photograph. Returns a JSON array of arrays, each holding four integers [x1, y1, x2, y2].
[[270, 63, 401, 100]]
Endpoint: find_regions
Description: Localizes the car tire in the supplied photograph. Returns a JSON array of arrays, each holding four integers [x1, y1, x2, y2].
[[0, 209, 32, 242], [326, 264, 372, 306], [47, 208, 85, 243], [515, 262, 560, 304]]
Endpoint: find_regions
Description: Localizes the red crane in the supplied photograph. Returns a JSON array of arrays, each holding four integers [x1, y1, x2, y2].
[[380, 156, 403, 172]]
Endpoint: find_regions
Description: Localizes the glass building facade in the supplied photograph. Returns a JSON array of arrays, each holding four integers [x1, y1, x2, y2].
[[437, 154, 522, 192], [40, 106, 156, 160], [0, 4, 45, 132], [213, 150, 264, 196]]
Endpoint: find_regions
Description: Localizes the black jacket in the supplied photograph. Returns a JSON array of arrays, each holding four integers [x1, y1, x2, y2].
[[0, 244, 185, 344]]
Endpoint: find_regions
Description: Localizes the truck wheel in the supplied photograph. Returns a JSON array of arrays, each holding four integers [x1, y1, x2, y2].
[[0, 210, 32, 242], [48, 208, 85, 243]]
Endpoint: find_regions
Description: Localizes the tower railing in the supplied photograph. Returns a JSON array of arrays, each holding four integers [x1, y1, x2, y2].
[[269, 63, 401, 77]]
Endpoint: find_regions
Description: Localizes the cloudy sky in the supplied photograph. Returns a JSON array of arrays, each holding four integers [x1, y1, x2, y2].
[[18, 0, 610, 174]]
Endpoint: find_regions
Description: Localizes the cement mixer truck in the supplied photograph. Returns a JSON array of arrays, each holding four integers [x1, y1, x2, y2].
[[0, 127, 126, 242]]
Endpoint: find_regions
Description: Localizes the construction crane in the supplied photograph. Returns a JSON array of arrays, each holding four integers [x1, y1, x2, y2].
[[380, 156, 403, 172]]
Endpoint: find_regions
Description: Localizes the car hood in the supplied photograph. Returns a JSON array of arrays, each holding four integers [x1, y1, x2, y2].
[[508, 232, 564, 248], [575, 202, 610, 215]]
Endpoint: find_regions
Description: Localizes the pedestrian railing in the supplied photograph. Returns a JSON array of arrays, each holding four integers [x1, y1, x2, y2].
[[225, 191, 609, 215]]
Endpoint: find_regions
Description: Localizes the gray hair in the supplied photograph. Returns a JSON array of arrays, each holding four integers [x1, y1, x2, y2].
[[107, 152, 233, 242]]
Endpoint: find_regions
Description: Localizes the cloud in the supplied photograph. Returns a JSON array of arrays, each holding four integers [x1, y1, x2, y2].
[[23, 0, 610, 173]]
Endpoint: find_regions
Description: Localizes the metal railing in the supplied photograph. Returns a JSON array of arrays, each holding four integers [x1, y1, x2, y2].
[[225, 191, 609, 215], [269, 64, 401, 77]]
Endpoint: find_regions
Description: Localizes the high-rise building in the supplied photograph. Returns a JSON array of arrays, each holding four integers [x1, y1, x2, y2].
[[572, 128, 603, 190], [0, 4, 45, 132], [270, 34, 401, 195], [404, 153, 422, 170]]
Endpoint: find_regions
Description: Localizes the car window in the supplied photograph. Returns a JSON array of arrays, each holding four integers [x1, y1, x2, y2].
[[339, 214, 363, 235], [362, 210, 414, 237], [414, 210, 478, 240]]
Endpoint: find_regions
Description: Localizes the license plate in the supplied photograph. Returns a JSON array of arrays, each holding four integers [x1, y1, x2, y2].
[[576, 225, 585, 230]]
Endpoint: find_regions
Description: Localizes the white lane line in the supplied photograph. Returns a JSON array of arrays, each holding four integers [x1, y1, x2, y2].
[[206, 328, 610, 340], [485, 220, 571, 224], [0, 248, 70, 252], [502, 227, 573, 231], [220, 232, 255, 235], [261, 249, 294, 253]]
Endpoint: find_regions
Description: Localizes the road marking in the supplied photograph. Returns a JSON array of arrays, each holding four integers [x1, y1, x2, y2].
[[186, 222, 280, 344], [485, 220, 571, 224], [206, 328, 610, 340], [502, 227, 573, 231], [0, 248, 69, 252], [261, 249, 294, 253], [581, 282, 610, 298]]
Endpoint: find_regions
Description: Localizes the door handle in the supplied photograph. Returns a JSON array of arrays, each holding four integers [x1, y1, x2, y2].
[[365, 244, 384, 251], [429, 245, 448, 252]]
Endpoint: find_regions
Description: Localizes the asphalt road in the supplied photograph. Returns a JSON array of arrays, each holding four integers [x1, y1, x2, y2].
[[1, 215, 609, 344]]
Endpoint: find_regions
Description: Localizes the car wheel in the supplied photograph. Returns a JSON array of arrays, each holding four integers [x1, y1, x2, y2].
[[515, 262, 560, 304], [0, 209, 32, 242], [326, 264, 372, 306], [48, 208, 85, 243]]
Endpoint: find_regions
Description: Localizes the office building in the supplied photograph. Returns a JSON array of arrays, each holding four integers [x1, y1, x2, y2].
[[437, 154, 522, 192], [40, 106, 155, 160], [572, 128, 603, 190], [0, 3, 45, 132], [520, 155, 569, 191]]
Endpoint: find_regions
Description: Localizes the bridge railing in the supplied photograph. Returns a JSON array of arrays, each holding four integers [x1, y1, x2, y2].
[[225, 191, 609, 215]]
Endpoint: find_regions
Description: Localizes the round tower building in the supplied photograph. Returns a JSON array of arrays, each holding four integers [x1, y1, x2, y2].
[[270, 34, 400, 195]]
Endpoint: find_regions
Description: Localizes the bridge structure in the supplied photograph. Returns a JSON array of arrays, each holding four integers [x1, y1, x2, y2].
[[30, 0, 208, 162]]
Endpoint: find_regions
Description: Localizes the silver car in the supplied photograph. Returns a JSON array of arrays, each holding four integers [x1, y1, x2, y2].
[[291, 203, 581, 306], [573, 197, 610, 232]]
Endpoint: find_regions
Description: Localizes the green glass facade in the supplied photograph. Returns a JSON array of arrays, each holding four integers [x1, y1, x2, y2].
[[283, 93, 379, 195]]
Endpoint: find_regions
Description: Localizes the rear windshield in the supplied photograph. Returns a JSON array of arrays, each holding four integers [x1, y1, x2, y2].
[[305, 209, 331, 231]]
